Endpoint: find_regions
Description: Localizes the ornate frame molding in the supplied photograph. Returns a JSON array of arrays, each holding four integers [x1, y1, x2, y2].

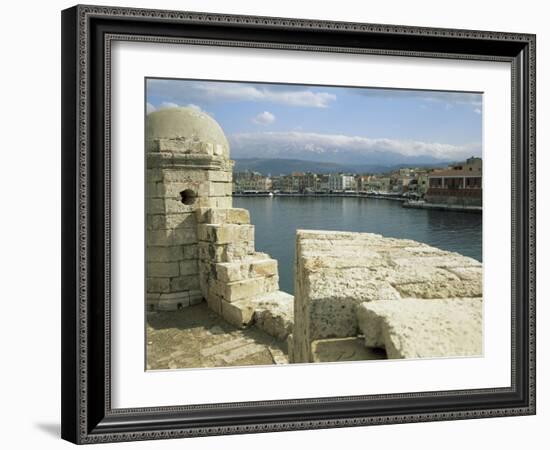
[[61, 4, 536, 444]]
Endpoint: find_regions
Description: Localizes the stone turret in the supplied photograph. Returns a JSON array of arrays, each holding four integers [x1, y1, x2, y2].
[[145, 107, 293, 339], [146, 107, 234, 311]]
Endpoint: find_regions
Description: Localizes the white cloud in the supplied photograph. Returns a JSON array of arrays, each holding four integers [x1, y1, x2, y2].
[[147, 79, 337, 108], [194, 84, 336, 108], [158, 101, 179, 110], [229, 131, 481, 162], [358, 89, 483, 115], [146, 102, 156, 114], [360, 89, 482, 106], [186, 103, 203, 112], [150, 102, 207, 113], [252, 111, 276, 125]]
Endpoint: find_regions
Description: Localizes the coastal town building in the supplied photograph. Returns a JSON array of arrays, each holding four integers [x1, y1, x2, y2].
[[425, 157, 482, 206], [233, 170, 272, 192], [328, 173, 355, 191], [232, 160, 481, 204]]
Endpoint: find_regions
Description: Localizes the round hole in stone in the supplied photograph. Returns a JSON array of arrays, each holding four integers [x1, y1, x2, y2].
[[180, 189, 197, 205]]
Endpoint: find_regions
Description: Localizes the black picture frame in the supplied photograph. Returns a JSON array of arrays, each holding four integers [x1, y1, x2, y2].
[[61, 4, 536, 444]]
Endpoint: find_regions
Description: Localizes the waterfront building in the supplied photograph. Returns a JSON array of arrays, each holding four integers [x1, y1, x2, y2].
[[233, 170, 272, 192], [355, 175, 371, 192], [328, 173, 355, 191], [316, 174, 330, 192], [426, 157, 482, 206], [365, 176, 391, 193]]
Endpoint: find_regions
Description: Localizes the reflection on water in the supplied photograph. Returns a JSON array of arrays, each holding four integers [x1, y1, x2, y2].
[[233, 197, 482, 294]]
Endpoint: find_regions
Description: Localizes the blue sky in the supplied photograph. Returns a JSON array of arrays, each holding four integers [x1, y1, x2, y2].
[[146, 78, 482, 164]]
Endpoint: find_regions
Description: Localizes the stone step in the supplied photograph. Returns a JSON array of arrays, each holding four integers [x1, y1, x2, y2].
[[253, 291, 294, 340], [219, 291, 294, 340], [356, 298, 483, 359], [198, 240, 255, 263], [196, 207, 250, 225], [197, 223, 254, 245], [311, 337, 387, 363], [212, 274, 279, 303], [214, 255, 278, 283]]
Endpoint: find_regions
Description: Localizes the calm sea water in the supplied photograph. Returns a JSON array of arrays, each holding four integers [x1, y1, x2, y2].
[[233, 197, 482, 294]]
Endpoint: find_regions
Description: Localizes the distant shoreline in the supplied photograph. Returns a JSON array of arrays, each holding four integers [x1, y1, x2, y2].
[[233, 192, 482, 213], [233, 192, 410, 202]]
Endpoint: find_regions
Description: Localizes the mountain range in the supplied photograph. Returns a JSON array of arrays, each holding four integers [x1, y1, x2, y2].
[[233, 158, 451, 176]]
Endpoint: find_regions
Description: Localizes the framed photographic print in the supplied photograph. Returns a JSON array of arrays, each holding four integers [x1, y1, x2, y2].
[[61, 4, 536, 444]]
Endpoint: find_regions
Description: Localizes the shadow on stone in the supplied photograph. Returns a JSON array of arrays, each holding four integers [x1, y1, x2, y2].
[[146, 302, 288, 370]]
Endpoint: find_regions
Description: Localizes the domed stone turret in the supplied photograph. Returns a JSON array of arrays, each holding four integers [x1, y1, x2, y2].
[[146, 107, 230, 158], [145, 106, 234, 312]]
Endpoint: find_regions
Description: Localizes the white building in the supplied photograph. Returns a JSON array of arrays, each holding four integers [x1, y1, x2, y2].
[[328, 174, 355, 191]]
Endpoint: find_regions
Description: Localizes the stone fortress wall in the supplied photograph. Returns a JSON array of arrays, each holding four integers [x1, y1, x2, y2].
[[290, 230, 482, 362], [146, 107, 483, 361]]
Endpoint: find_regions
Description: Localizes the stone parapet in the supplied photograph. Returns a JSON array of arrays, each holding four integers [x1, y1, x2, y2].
[[292, 230, 483, 363], [357, 298, 483, 359], [196, 207, 293, 339]]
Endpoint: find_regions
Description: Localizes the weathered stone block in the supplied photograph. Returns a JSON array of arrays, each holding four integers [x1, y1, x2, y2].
[[198, 181, 232, 197], [179, 260, 199, 276], [197, 224, 209, 241], [205, 208, 250, 225], [357, 298, 483, 359], [164, 198, 197, 214], [146, 182, 164, 199], [198, 241, 255, 263], [311, 337, 387, 363], [221, 300, 255, 328], [214, 257, 278, 283], [197, 224, 254, 245], [195, 207, 210, 224], [147, 228, 197, 246], [147, 152, 173, 168], [199, 271, 210, 298], [253, 291, 294, 340], [146, 245, 184, 262], [170, 275, 200, 292], [206, 292, 223, 314], [149, 213, 196, 230], [206, 170, 232, 182], [394, 279, 482, 299], [448, 266, 484, 281], [163, 169, 208, 183], [146, 168, 163, 182], [251, 259, 278, 278], [147, 262, 180, 278], [391, 254, 481, 269], [157, 139, 192, 153], [158, 291, 190, 311], [291, 230, 482, 363], [163, 181, 201, 199], [146, 277, 170, 293], [189, 290, 204, 305], [196, 196, 232, 209], [223, 276, 278, 302], [146, 293, 160, 311], [212, 182, 233, 197], [287, 334, 294, 363], [146, 198, 165, 214], [182, 244, 198, 260]]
